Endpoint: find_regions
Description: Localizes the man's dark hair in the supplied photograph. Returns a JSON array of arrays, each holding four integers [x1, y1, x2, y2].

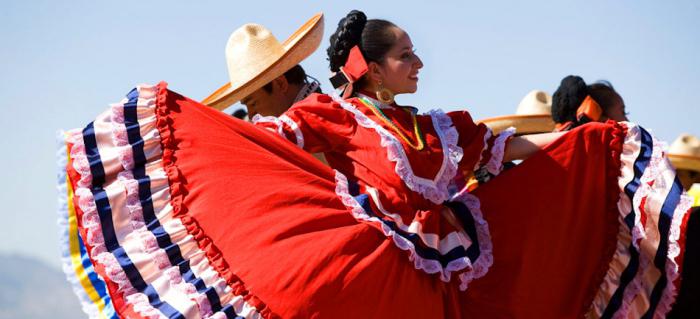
[[262, 65, 308, 93]]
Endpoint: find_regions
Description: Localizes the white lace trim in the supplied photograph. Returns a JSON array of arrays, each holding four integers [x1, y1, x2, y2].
[[252, 113, 305, 149], [473, 128, 493, 172], [251, 114, 284, 136], [330, 92, 464, 204], [484, 127, 515, 176], [592, 122, 691, 318], [449, 190, 494, 291], [110, 89, 215, 317], [656, 192, 692, 318], [279, 115, 304, 149], [67, 130, 165, 319], [365, 186, 474, 257], [615, 125, 662, 317], [67, 84, 261, 319], [334, 170, 481, 289], [57, 130, 114, 319]]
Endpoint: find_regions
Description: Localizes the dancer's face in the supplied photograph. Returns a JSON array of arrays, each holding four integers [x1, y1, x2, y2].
[[601, 94, 628, 122], [367, 27, 423, 96], [241, 76, 297, 118]]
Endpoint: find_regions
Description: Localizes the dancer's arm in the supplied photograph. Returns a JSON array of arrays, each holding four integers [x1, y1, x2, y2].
[[503, 132, 566, 162], [254, 94, 355, 153]]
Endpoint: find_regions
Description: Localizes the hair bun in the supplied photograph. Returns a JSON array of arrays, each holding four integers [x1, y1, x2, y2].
[[327, 10, 368, 72], [552, 75, 588, 123]]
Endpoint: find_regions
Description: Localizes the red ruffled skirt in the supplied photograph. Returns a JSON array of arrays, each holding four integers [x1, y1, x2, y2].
[[57, 82, 692, 318]]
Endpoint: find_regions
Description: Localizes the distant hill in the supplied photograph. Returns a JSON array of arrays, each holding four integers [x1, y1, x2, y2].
[[0, 254, 85, 319]]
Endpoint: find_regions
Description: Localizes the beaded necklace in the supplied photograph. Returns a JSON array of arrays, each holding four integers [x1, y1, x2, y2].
[[358, 97, 426, 151]]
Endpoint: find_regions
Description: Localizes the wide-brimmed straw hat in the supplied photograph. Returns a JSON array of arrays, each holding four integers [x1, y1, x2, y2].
[[202, 13, 324, 110], [478, 90, 556, 135], [668, 133, 700, 173]]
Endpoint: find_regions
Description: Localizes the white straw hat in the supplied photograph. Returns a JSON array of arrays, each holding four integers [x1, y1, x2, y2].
[[202, 13, 324, 110], [668, 133, 700, 173], [478, 90, 556, 135]]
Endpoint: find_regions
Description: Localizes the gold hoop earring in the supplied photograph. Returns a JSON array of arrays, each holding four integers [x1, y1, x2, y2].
[[376, 80, 395, 104]]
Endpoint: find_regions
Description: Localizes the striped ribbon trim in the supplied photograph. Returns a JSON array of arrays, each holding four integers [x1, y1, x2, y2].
[[59, 84, 264, 319], [333, 170, 492, 290], [591, 123, 692, 318], [57, 130, 118, 319]]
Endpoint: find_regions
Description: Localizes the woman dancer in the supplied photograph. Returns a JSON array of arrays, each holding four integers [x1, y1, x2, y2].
[[552, 75, 628, 131]]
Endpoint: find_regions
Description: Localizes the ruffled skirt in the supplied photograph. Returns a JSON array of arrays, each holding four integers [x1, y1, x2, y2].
[[57, 82, 693, 319]]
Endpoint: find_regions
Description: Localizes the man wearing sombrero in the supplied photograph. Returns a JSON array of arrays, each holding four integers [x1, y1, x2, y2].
[[202, 14, 328, 164], [202, 14, 324, 118]]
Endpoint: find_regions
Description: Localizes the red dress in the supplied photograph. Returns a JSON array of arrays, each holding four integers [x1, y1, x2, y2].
[[58, 82, 693, 318]]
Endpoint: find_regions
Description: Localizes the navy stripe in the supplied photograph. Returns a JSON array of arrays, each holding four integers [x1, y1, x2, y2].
[[122, 89, 225, 313], [221, 304, 245, 319], [601, 127, 653, 318], [82, 121, 184, 319], [83, 123, 106, 187], [83, 123, 118, 253], [348, 182, 474, 268], [600, 244, 640, 318], [641, 177, 683, 318], [76, 151, 118, 319], [445, 200, 480, 263]]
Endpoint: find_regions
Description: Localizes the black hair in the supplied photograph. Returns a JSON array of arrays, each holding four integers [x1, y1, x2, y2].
[[551, 75, 622, 127], [262, 64, 319, 93], [326, 10, 398, 89], [231, 108, 248, 119]]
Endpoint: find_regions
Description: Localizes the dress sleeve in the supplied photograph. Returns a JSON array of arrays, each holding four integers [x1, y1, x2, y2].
[[448, 110, 515, 187], [253, 93, 356, 154]]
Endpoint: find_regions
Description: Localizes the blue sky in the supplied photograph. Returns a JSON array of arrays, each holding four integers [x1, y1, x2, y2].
[[1, 1, 698, 268]]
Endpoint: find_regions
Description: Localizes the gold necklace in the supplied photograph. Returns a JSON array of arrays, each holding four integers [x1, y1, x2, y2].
[[359, 97, 426, 151]]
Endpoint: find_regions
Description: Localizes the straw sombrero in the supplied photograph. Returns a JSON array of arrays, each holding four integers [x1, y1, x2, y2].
[[668, 133, 700, 173], [478, 90, 556, 135], [202, 13, 324, 110]]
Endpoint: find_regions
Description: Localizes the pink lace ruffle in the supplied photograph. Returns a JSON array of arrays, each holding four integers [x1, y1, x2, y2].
[[155, 83, 270, 318], [118, 170, 215, 318], [331, 92, 463, 204], [654, 185, 692, 318], [68, 83, 262, 318], [592, 122, 691, 318], [57, 129, 111, 318], [67, 96, 172, 318], [472, 128, 493, 172], [484, 127, 515, 176], [334, 170, 483, 289], [110, 87, 217, 317], [449, 190, 494, 291], [614, 125, 661, 316], [109, 85, 160, 170]]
